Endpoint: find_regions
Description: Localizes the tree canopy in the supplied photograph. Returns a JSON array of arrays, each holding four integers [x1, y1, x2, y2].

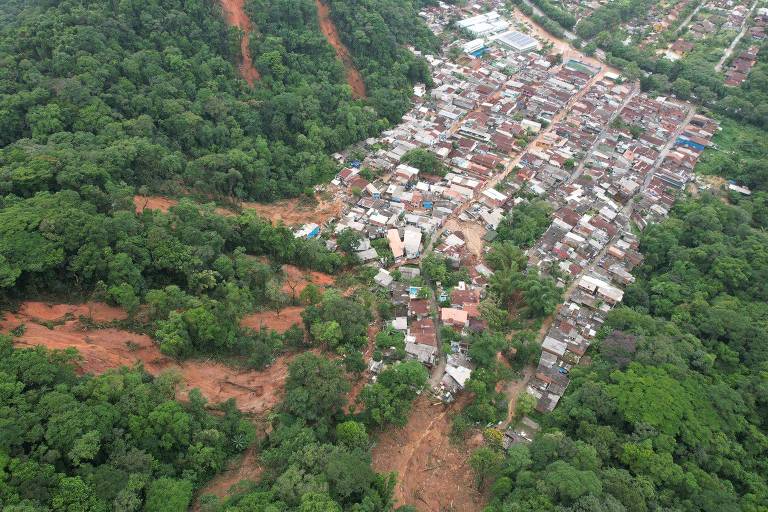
[[484, 195, 768, 512], [0, 0, 434, 201], [0, 336, 254, 511]]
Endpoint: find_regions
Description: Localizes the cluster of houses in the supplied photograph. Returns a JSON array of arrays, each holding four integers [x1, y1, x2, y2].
[[513, 72, 631, 194], [688, 13, 724, 40], [308, 8, 606, 264], [527, 230, 643, 412], [371, 265, 487, 403], [376, 267, 441, 366], [663, 0, 758, 62], [749, 7, 768, 41], [690, 0, 756, 40], [725, 45, 760, 86], [632, 0, 695, 42], [721, 1, 753, 31], [438, 282, 487, 401], [290, 0, 724, 423], [634, 113, 720, 226], [518, 97, 719, 412], [666, 38, 696, 61], [556, 0, 602, 25], [664, 1, 763, 81]]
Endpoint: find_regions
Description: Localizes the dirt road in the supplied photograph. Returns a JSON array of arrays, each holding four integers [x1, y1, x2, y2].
[[219, 0, 261, 85], [715, 0, 758, 72], [314, 0, 367, 98], [501, 366, 535, 426]]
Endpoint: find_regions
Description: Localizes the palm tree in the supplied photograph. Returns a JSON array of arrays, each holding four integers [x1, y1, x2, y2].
[[522, 276, 562, 318], [489, 267, 524, 308]]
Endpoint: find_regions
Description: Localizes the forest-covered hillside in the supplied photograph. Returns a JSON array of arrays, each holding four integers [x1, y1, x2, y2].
[[0, 336, 255, 511], [0, 0, 433, 201], [0, 1, 439, 509]]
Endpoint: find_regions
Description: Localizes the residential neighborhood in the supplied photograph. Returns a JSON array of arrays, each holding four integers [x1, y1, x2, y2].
[[288, 4, 721, 423], [2, 0, 766, 509]]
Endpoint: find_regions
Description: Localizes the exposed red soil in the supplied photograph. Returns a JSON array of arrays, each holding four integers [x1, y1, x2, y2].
[[345, 377, 368, 415], [281, 264, 335, 299], [133, 193, 345, 228], [372, 394, 486, 512], [214, 206, 238, 217], [445, 218, 486, 259], [501, 366, 535, 426], [1, 302, 297, 415], [133, 195, 178, 214], [17, 301, 128, 323], [241, 194, 345, 227], [314, 0, 366, 99], [241, 306, 304, 333], [219, 0, 261, 85], [195, 445, 264, 507]]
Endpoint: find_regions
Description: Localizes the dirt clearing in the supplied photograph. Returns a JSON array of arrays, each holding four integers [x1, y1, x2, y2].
[[500, 366, 535, 426], [134, 195, 229, 216], [219, 0, 261, 85], [195, 445, 264, 507], [445, 218, 486, 259], [372, 394, 485, 512], [241, 193, 344, 227], [314, 0, 366, 98], [134, 192, 345, 228], [241, 306, 304, 333], [133, 195, 178, 214], [17, 301, 127, 323], [1, 302, 297, 414], [281, 264, 335, 299]]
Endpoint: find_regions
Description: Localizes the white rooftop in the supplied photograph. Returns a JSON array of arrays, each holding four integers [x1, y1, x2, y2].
[[495, 30, 538, 51]]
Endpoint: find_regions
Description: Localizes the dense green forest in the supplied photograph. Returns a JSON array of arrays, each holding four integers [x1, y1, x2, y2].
[[508, 0, 567, 39], [0, 0, 432, 201], [0, 337, 255, 511], [0, 0, 439, 365], [327, 0, 440, 109], [529, 0, 576, 30], [696, 118, 768, 193], [0, 186, 343, 366], [3, 0, 768, 510], [0, 0, 439, 505], [0, 337, 430, 511], [480, 194, 768, 511]]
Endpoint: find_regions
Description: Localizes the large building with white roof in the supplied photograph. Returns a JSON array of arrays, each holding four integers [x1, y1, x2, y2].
[[457, 11, 509, 37], [495, 30, 538, 52]]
